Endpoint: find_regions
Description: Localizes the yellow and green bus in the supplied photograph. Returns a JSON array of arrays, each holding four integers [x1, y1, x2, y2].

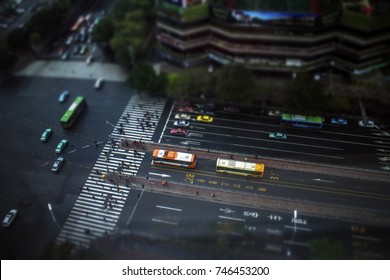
[[60, 96, 86, 129], [281, 113, 323, 129], [216, 158, 264, 178]]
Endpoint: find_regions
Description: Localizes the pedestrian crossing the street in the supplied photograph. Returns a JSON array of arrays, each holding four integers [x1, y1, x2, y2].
[[56, 94, 166, 247]]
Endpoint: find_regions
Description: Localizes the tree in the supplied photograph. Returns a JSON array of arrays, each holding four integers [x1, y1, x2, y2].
[[166, 67, 211, 101], [0, 39, 17, 75], [29, 32, 42, 53], [91, 17, 114, 44], [214, 64, 257, 106], [285, 73, 327, 115], [129, 63, 167, 96]]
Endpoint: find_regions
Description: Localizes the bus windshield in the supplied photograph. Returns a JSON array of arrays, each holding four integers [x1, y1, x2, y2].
[[60, 96, 86, 129], [216, 158, 264, 178], [281, 113, 323, 129], [152, 149, 196, 168]]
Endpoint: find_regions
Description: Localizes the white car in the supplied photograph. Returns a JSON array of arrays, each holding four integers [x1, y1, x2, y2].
[[358, 120, 376, 128], [2, 209, 17, 227], [94, 78, 104, 89], [174, 113, 191, 120], [173, 120, 190, 128]]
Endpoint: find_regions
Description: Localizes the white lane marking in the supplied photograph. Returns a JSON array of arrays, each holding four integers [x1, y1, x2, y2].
[[313, 179, 335, 183], [219, 215, 245, 222], [156, 205, 182, 212], [41, 162, 49, 167], [158, 103, 174, 143], [284, 225, 312, 231], [68, 149, 76, 154], [152, 218, 178, 225], [82, 145, 90, 149], [149, 172, 171, 178]]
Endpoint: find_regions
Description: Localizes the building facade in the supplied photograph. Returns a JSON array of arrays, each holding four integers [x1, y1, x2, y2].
[[156, 0, 390, 76]]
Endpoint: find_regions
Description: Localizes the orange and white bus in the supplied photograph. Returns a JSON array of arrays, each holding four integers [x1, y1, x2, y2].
[[152, 149, 196, 168], [216, 158, 264, 178]]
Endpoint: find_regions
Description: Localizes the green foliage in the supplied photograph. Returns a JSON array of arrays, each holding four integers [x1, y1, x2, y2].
[[92, 17, 114, 44], [286, 74, 327, 115], [309, 236, 345, 260], [129, 63, 167, 96], [167, 67, 211, 100], [214, 64, 257, 106], [0, 39, 17, 74]]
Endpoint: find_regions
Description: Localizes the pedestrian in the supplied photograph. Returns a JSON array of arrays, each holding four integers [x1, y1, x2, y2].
[[196, 191, 199, 196], [211, 193, 215, 198]]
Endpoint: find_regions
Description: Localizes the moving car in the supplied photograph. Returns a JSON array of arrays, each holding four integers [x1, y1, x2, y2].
[[2, 209, 17, 227], [174, 113, 191, 120], [40, 128, 52, 142], [331, 118, 348, 125], [196, 115, 213, 123], [173, 120, 190, 128], [170, 128, 188, 137], [55, 139, 68, 154], [94, 77, 104, 89], [52, 156, 65, 173], [358, 120, 376, 128], [269, 132, 287, 140], [58, 91, 69, 103]]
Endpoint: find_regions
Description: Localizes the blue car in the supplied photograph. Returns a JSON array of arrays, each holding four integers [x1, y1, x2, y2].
[[331, 118, 348, 125], [58, 91, 69, 103]]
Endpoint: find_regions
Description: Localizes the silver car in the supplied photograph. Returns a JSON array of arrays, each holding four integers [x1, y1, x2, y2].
[[173, 120, 190, 128], [52, 156, 65, 173], [2, 209, 17, 227]]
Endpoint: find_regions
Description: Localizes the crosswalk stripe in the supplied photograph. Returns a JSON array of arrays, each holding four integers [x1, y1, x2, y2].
[[56, 94, 166, 247]]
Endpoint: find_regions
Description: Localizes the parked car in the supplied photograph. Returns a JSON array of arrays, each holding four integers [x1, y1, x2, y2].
[[170, 128, 188, 136], [52, 156, 65, 173], [58, 91, 69, 103], [61, 51, 70, 60], [331, 118, 348, 125], [269, 132, 287, 140], [79, 45, 88, 55], [173, 120, 190, 128], [2, 209, 17, 227], [358, 120, 376, 128], [55, 139, 68, 154], [86, 55, 93, 65], [40, 128, 52, 142], [174, 113, 191, 120], [178, 106, 195, 113], [94, 77, 104, 89], [196, 115, 213, 123], [65, 36, 73, 46]]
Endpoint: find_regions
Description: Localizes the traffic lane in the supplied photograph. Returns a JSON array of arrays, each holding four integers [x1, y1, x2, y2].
[[143, 156, 390, 212], [162, 131, 346, 165], [118, 190, 390, 259]]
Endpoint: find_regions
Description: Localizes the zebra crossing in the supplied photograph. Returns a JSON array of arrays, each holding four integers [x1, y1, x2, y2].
[[56, 94, 166, 247]]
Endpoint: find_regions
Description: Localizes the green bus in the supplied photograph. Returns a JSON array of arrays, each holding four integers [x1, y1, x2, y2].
[[281, 113, 323, 129], [60, 96, 87, 129]]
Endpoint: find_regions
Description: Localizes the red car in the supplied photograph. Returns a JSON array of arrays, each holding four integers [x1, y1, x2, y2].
[[170, 128, 188, 136], [178, 106, 195, 113]]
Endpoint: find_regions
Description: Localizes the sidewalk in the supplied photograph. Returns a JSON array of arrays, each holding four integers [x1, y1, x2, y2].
[[102, 140, 390, 226], [15, 60, 128, 81]]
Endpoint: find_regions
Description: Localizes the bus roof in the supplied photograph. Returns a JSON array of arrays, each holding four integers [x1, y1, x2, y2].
[[60, 96, 85, 122], [216, 158, 264, 173], [282, 113, 323, 123], [152, 149, 194, 162]]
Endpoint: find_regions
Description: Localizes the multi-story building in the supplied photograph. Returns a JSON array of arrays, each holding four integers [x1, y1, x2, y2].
[[156, 0, 390, 76]]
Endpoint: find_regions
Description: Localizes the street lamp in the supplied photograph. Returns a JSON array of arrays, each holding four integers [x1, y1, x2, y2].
[[48, 203, 61, 230]]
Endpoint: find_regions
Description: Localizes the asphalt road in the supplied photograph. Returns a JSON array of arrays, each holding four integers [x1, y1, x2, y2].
[[1, 75, 389, 260], [0, 76, 132, 258], [161, 103, 390, 171]]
